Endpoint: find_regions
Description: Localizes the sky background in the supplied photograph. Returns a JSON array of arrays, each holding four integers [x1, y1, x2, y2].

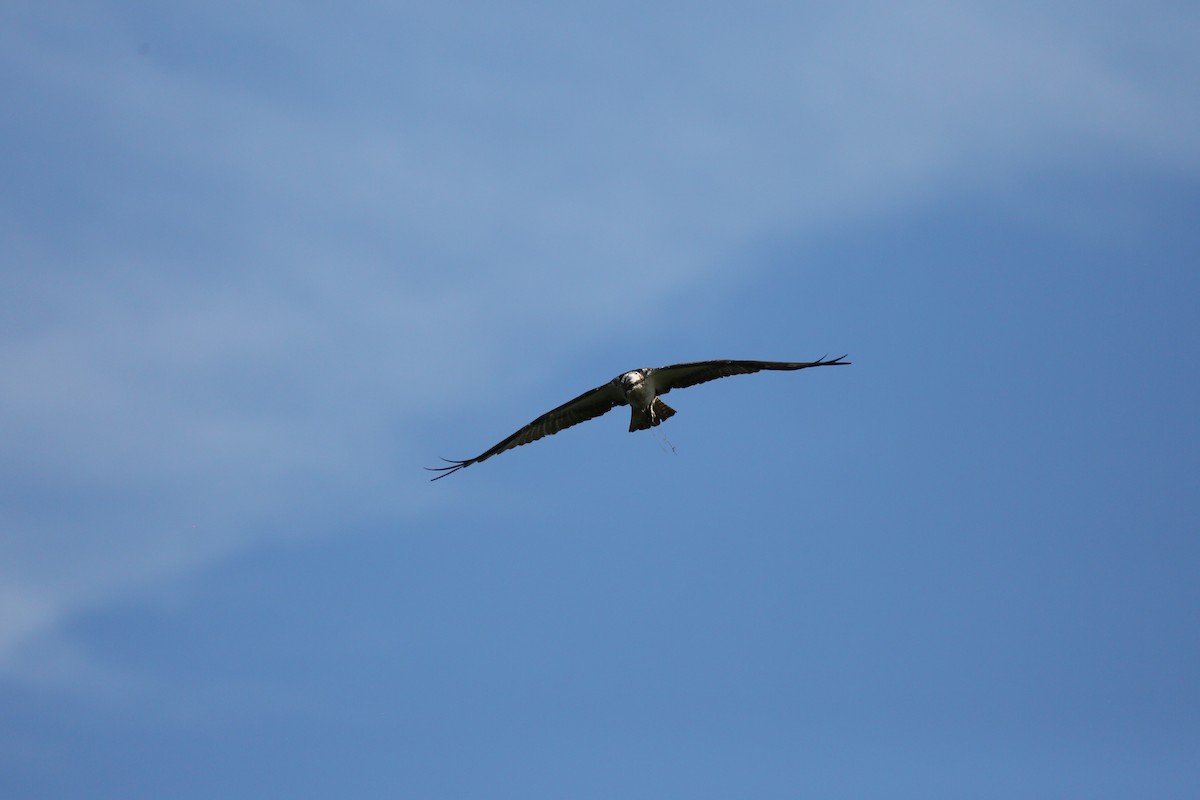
[[2, 1, 1199, 797]]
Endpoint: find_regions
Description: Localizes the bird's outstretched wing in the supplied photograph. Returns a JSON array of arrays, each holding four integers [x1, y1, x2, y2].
[[650, 355, 850, 394], [426, 381, 626, 480]]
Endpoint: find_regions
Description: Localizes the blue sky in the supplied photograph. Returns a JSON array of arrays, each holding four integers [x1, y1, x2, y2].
[[2, 1, 1198, 797]]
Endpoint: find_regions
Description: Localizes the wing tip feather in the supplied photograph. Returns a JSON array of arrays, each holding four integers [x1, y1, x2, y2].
[[426, 458, 471, 481]]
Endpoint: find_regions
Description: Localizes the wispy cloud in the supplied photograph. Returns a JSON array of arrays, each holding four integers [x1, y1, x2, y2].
[[1, 1, 1197, 676]]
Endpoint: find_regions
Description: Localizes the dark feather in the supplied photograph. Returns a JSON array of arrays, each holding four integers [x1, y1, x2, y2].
[[651, 355, 850, 394], [628, 397, 676, 432], [426, 380, 625, 480]]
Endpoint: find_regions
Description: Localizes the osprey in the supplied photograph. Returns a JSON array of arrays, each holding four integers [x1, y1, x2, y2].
[[427, 355, 849, 480]]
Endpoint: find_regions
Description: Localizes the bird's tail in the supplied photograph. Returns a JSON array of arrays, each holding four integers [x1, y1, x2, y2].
[[629, 398, 676, 432]]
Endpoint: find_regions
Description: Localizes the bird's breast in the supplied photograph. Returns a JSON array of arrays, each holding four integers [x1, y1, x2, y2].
[[624, 383, 654, 408]]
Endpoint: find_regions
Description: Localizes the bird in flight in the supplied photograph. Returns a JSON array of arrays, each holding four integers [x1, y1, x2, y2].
[[427, 355, 849, 480]]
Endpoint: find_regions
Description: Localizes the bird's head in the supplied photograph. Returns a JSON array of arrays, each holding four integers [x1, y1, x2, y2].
[[618, 370, 644, 391]]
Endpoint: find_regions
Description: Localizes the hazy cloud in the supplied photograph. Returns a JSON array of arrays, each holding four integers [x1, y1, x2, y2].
[[1, 0, 1197, 673]]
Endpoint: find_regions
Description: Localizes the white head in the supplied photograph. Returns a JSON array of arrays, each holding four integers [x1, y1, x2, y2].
[[618, 370, 644, 391]]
